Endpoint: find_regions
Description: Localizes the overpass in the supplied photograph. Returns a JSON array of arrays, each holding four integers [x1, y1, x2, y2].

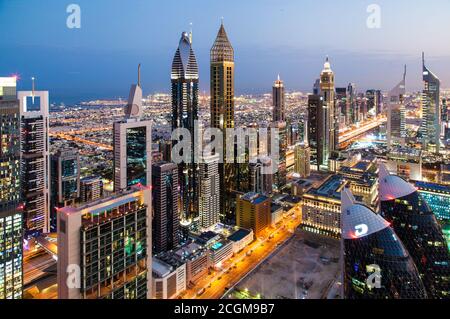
[[338, 116, 387, 149]]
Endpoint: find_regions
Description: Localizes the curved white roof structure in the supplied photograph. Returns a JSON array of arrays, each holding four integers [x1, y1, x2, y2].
[[341, 188, 390, 240], [379, 164, 417, 201]]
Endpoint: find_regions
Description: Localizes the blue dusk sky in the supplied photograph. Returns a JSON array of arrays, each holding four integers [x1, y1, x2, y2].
[[1, 0, 449, 103]]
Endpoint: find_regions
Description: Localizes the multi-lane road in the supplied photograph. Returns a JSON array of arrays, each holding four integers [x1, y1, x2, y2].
[[182, 206, 302, 299]]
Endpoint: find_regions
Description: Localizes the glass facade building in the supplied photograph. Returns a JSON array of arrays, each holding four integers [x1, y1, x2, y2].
[[380, 166, 450, 298], [126, 126, 147, 187], [342, 189, 427, 299], [0, 77, 23, 299]]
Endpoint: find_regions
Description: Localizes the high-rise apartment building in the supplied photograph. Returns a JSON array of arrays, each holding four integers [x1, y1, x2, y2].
[[57, 185, 152, 299], [198, 154, 220, 229], [152, 162, 179, 254], [50, 148, 80, 231], [171, 31, 199, 223], [18, 89, 50, 236], [0, 77, 23, 299], [210, 22, 235, 222]]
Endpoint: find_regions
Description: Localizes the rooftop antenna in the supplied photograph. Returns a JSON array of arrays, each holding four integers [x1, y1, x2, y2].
[[221, 16, 224, 25], [403, 64, 407, 82], [138, 63, 141, 87], [189, 22, 193, 44], [31, 77, 35, 103]]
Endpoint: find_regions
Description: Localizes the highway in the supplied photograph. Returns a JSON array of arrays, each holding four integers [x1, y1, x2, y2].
[[339, 116, 387, 146], [182, 206, 302, 299]]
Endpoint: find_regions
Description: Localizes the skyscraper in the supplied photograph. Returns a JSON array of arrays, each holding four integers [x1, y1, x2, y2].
[[347, 83, 357, 125], [210, 22, 235, 222], [294, 142, 310, 178], [272, 75, 285, 122], [420, 53, 441, 154], [248, 157, 273, 196], [0, 77, 23, 299], [379, 164, 450, 298], [80, 176, 103, 203], [341, 188, 427, 299], [198, 154, 220, 229], [57, 185, 152, 299], [171, 31, 199, 224], [114, 67, 152, 192], [319, 57, 338, 168], [307, 94, 324, 171], [152, 162, 179, 254], [387, 66, 407, 149], [50, 148, 80, 231], [18, 88, 50, 237]]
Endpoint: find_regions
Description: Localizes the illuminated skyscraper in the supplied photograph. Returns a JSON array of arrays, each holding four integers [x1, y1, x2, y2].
[[379, 165, 450, 298], [347, 83, 357, 124], [171, 31, 199, 223], [198, 154, 220, 229], [18, 87, 51, 236], [387, 66, 407, 149], [294, 142, 310, 178], [210, 22, 235, 221], [0, 77, 23, 299], [57, 185, 152, 299], [114, 66, 152, 192], [319, 57, 338, 168], [152, 162, 179, 254], [420, 53, 441, 154], [236, 193, 271, 236], [50, 148, 80, 231], [307, 94, 324, 171], [341, 188, 427, 299], [272, 75, 285, 122]]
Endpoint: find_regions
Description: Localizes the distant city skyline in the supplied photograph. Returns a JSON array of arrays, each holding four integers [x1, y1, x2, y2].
[[1, 0, 450, 104]]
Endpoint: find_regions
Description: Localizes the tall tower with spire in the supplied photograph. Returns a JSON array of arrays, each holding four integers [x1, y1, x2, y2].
[[272, 75, 287, 190], [272, 75, 285, 122], [421, 53, 441, 154], [319, 57, 337, 169], [171, 31, 199, 225], [387, 66, 407, 149], [210, 22, 235, 222]]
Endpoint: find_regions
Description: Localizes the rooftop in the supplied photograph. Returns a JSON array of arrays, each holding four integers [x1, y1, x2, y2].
[[228, 228, 252, 242]]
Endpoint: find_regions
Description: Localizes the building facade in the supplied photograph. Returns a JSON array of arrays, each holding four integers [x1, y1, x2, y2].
[[152, 162, 179, 254], [18, 90, 50, 236], [57, 186, 152, 299], [294, 142, 311, 178], [199, 154, 220, 229], [387, 67, 406, 149], [236, 192, 271, 236], [0, 77, 23, 299]]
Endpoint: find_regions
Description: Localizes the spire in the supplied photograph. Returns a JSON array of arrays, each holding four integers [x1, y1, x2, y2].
[[211, 21, 234, 63], [277, 74, 280, 81], [422, 51, 425, 67], [403, 64, 407, 82], [171, 31, 199, 80], [31, 76, 36, 103], [138, 63, 141, 87], [189, 22, 193, 44]]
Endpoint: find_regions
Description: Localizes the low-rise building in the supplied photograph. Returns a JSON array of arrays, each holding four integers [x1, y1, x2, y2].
[[209, 240, 233, 268], [152, 256, 186, 299], [227, 228, 254, 253]]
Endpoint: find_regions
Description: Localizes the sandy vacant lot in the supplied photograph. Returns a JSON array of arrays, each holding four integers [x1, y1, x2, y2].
[[234, 230, 341, 299]]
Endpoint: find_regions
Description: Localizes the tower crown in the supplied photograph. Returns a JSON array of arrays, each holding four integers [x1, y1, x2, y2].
[[211, 23, 234, 63], [171, 32, 199, 80]]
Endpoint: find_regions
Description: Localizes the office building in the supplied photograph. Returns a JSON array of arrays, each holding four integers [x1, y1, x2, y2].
[[236, 192, 271, 236], [57, 185, 152, 299], [173, 242, 209, 284], [18, 89, 50, 236], [50, 148, 80, 231], [420, 53, 441, 154], [347, 83, 357, 124], [320, 57, 338, 167], [80, 176, 103, 203], [413, 181, 450, 222], [0, 77, 23, 299], [113, 67, 152, 191], [387, 66, 406, 149], [301, 175, 346, 238], [210, 22, 235, 222], [152, 162, 179, 254], [171, 31, 199, 223], [294, 142, 310, 178], [248, 156, 273, 196], [271, 120, 287, 190], [341, 188, 427, 299], [379, 165, 450, 299], [272, 75, 285, 122], [307, 94, 324, 170], [199, 154, 220, 229]]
